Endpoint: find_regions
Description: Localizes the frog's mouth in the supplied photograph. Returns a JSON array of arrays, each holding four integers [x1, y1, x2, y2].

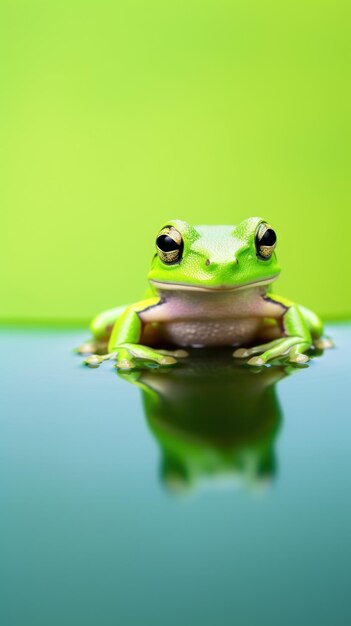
[[150, 276, 278, 293]]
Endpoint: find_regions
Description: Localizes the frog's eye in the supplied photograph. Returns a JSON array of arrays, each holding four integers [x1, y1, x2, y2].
[[255, 223, 277, 259], [156, 226, 184, 264]]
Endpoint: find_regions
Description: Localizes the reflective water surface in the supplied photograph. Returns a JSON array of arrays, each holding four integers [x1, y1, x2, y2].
[[121, 353, 287, 493], [1, 325, 350, 626]]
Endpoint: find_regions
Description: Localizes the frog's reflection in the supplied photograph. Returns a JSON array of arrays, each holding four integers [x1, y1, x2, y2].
[[120, 351, 291, 493]]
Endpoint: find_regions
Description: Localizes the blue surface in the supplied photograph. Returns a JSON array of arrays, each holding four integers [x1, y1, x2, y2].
[[1, 325, 350, 626]]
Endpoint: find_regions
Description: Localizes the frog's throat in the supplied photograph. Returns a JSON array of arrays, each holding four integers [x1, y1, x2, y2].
[[150, 275, 279, 293]]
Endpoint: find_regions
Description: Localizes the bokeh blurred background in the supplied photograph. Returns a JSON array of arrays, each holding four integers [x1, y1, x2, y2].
[[1, 0, 350, 324], [2, 7, 351, 625]]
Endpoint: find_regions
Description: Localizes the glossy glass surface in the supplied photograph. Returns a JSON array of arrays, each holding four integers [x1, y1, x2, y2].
[[1, 325, 350, 625]]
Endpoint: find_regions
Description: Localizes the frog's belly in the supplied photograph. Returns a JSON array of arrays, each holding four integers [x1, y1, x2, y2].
[[156, 318, 262, 348]]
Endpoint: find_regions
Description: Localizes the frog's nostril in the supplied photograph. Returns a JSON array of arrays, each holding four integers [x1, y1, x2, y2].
[[205, 259, 211, 266], [233, 258, 238, 265]]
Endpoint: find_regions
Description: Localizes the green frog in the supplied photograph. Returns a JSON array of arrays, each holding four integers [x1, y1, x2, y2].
[[79, 218, 332, 369]]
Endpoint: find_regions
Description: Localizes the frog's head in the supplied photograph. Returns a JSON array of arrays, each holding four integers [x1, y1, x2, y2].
[[148, 218, 281, 292]]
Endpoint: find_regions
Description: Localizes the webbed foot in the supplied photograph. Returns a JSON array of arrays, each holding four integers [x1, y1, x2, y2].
[[84, 352, 117, 368], [233, 337, 311, 366], [84, 344, 188, 370], [313, 336, 334, 350], [76, 339, 107, 356]]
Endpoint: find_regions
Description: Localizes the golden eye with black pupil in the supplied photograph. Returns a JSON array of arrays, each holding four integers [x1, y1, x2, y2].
[[255, 223, 277, 259], [156, 226, 183, 264]]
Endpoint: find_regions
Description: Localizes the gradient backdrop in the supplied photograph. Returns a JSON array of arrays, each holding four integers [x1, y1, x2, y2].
[[1, 0, 350, 323]]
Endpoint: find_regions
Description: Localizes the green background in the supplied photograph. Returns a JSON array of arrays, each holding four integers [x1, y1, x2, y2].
[[1, 0, 350, 323]]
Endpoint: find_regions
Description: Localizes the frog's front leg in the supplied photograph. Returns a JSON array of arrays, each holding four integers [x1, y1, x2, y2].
[[85, 297, 188, 370], [233, 298, 312, 366]]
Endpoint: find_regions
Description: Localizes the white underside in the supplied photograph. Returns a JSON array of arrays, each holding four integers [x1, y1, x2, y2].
[[155, 318, 264, 347], [140, 285, 284, 348]]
